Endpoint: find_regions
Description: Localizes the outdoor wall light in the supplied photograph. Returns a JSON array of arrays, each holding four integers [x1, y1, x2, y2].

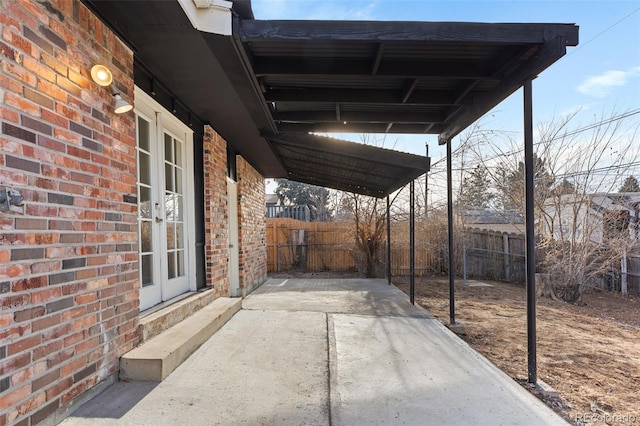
[[113, 90, 134, 114], [90, 64, 113, 86], [90, 64, 133, 114]]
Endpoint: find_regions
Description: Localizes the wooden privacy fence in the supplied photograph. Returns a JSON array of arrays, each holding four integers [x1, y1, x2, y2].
[[266, 218, 640, 293], [389, 244, 444, 276], [266, 218, 445, 276], [267, 219, 527, 282], [622, 252, 640, 294], [275, 242, 356, 272], [266, 218, 354, 272], [462, 228, 526, 283]]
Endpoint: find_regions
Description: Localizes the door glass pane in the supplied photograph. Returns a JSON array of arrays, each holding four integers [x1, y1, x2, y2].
[[175, 140, 182, 167], [175, 195, 183, 221], [141, 254, 153, 287], [164, 133, 173, 163], [138, 117, 150, 151], [139, 152, 151, 185], [177, 250, 184, 276], [139, 186, 151, 219], [167, 252, 176, 279], [166, 223, 175, 250], [141, 221, 152, 253], [165, 164, 173, 192], [175, 168, 183, 195], [176, 224, 184, 249], [165, 193, 175, 221]]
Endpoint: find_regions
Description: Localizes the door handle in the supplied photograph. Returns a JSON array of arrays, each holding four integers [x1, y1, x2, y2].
[[155, 217, 163, 223]]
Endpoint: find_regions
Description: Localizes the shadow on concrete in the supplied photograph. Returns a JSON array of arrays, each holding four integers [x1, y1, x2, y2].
[[62, 277, 565, 425], [69, 381, 159, 419]]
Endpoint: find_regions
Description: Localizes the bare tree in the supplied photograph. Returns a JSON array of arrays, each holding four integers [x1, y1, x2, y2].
[[339, 193, 387, 277], [534, 110, 640, 301], [452, 109, 640, 301]]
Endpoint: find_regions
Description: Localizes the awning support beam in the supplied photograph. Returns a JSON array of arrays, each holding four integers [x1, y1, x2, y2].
[[387, 195, 392, 285], [524, 79, 537, 385], [410, 180, 415, 304], [446, 138, 456, 325]]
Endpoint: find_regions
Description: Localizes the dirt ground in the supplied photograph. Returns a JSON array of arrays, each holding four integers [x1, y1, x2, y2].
[[394, 276, 640, 426]]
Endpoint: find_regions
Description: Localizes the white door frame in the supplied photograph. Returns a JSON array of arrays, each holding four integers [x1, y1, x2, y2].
[[135, 87, 196, 311]]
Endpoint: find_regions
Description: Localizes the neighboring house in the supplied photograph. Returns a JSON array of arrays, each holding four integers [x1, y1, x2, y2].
[[0, 1, 576, 424], [265, 194, 311, 221], [265, 196, 311, 221], [462, 210, 525, 234], [265, 204, 311, 222], [542, 193, 640, 244], [265, 193, 279, 208]]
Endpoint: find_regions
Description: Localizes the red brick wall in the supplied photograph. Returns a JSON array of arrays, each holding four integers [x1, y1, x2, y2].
[[203, 126, 229, 298], [0, 1, 138, 424], [237, 157, 267, 294]]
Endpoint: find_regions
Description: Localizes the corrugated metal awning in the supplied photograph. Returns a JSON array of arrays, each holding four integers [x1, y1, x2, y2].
[[267, 133, 429, 198], [83, 0, 578, 197]]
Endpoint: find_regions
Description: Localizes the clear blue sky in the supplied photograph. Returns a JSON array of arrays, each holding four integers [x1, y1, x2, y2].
[[253, 0, 640, 161]]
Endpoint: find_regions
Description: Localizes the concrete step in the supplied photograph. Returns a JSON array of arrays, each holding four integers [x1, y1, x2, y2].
[[138, 289, 219, 343], [120, 297, 242, 381]]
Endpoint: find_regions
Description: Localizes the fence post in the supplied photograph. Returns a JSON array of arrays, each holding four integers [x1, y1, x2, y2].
[[622, 248, 628, 295], [462, 242, 467, 284], [503, 234, 510, 281], [277, 243, 281, 272]]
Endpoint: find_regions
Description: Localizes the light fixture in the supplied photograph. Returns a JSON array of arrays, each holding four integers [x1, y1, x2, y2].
[[90, 64, 133, 114], [114, 92, 133, 114], [90, 64, 113, 86]]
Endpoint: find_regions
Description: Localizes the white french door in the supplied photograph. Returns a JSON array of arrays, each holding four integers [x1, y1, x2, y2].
[[135, 88, 195, 311]]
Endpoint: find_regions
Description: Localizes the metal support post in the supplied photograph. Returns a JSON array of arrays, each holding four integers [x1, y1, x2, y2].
[[524, 80, 537, 385], [447, 139, 456, 325], [425, 143, 429, 219], [410, 181, 415, 304], [387, 195, 392, 285]]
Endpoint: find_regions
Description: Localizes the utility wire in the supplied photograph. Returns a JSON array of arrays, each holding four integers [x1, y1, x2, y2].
[[425, 7, 640, 177], [565, 7, 640, 58], [430, 159, 640, 176], [428, 108, 640, 173]]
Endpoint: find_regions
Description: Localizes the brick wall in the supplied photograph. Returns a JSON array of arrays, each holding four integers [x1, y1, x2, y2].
[[237, 157, 267, 295], [0, 1, 138, 424], [203, 126, 229, 298]]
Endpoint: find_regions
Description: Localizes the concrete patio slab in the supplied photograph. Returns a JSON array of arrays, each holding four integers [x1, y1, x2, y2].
[[119, 297, 242, 382], [62, 278, 566, 425], [63, 309, 329, 425], [244, 278, 432, 318], [329, 313, 559, 425], [464, 280, 494, 287]]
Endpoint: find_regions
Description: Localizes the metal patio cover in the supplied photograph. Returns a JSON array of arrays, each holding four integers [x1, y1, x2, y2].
[[85, 0, 578, 197]]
